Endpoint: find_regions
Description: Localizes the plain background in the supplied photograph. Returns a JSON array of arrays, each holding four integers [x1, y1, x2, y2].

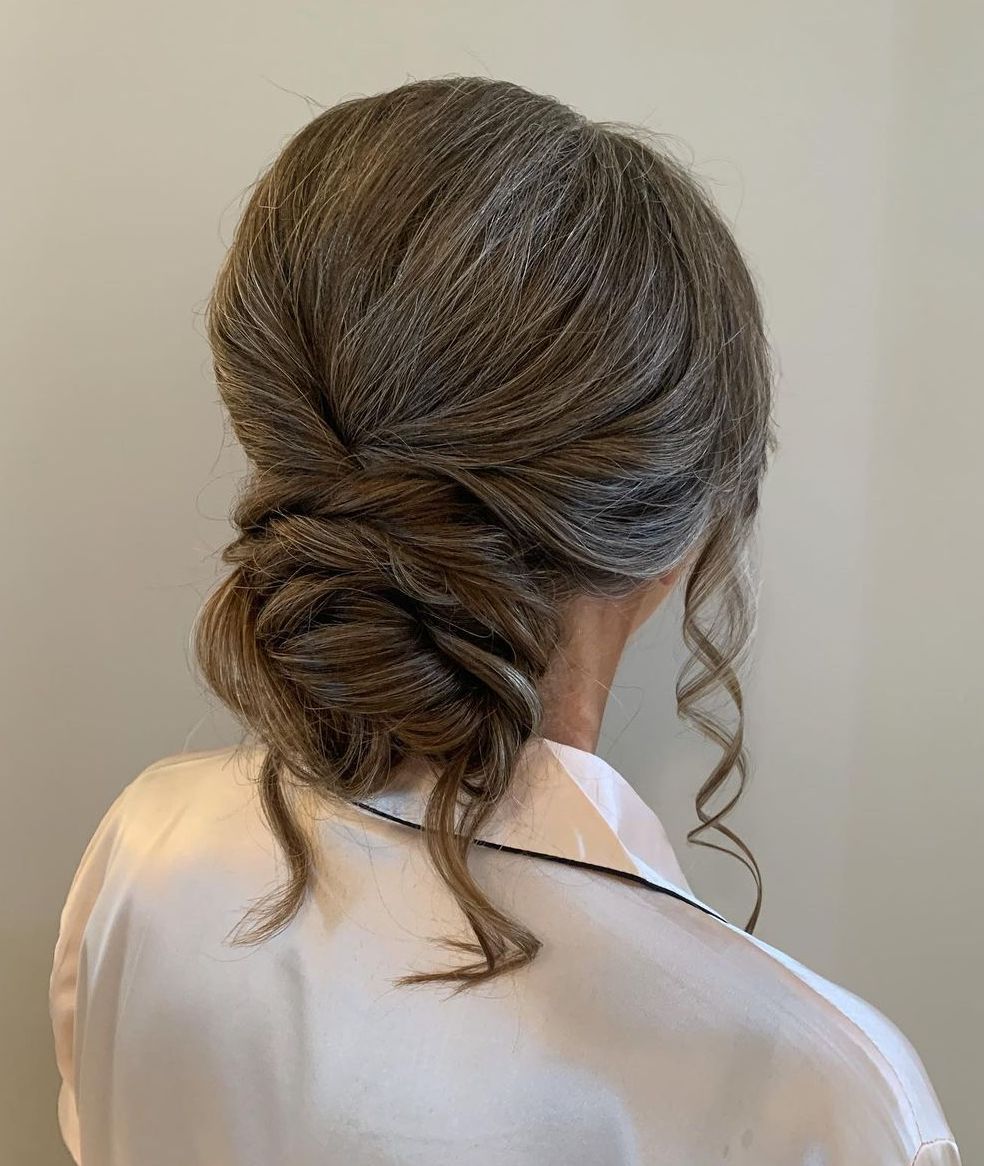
[[3, 1, 981, 1161]]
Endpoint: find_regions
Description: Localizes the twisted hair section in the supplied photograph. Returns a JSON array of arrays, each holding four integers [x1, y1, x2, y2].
[[194, 76, 775, 985]]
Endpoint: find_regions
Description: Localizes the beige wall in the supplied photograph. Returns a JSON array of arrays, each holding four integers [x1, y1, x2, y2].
[[3, 2, 980, 1161]]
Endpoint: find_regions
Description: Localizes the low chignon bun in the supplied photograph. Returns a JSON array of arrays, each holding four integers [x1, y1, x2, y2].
[[194, 76, 775, 984]]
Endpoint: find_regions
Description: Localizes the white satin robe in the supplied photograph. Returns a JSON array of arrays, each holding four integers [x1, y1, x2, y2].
[[50, 738, 960, 1165]]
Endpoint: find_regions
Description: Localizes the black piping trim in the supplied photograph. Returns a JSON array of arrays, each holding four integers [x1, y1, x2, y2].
[[352, 800, 728, 925]]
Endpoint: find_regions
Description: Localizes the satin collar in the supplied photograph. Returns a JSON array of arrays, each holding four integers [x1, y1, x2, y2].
[[355, 736, 707, 909]]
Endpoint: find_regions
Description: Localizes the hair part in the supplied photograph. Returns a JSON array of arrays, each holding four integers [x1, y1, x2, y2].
[[194, 75, 776, 987]]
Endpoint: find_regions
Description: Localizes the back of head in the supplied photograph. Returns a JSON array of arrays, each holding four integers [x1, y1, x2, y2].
[[194, 76, 775, 986]]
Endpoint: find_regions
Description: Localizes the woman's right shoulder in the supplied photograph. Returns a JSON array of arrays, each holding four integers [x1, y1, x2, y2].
[[747, 928, 957, 1165], [626, 883, 960, 1166]]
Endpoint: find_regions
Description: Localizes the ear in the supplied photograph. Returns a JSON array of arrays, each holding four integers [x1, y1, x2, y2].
[[658, 543, 701, 588], [657, 563, 684, 587], [627, 572, 676, 634]]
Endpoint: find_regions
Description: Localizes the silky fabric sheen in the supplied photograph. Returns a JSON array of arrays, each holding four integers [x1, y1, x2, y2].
[[50, 738, 960, 1165]]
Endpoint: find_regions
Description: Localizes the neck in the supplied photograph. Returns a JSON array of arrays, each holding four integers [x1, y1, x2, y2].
[[538, 593, 640, 754]]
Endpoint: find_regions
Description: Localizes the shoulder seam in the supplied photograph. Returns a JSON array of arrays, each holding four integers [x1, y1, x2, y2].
[[138, 745, 239, 775], [714, 917, 929, 1147], [911, 1138, 959, 1165]]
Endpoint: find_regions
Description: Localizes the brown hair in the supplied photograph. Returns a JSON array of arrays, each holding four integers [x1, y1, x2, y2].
[[194, 76, 776, 987]]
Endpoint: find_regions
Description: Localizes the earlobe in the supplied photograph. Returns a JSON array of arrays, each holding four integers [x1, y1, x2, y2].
[[657, 564, 684, 588], [627, 576, 673, 634], [659, 543, 701, 588]]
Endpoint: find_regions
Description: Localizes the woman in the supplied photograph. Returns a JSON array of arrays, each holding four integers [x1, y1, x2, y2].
[[50, 77, 959, 1164]]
